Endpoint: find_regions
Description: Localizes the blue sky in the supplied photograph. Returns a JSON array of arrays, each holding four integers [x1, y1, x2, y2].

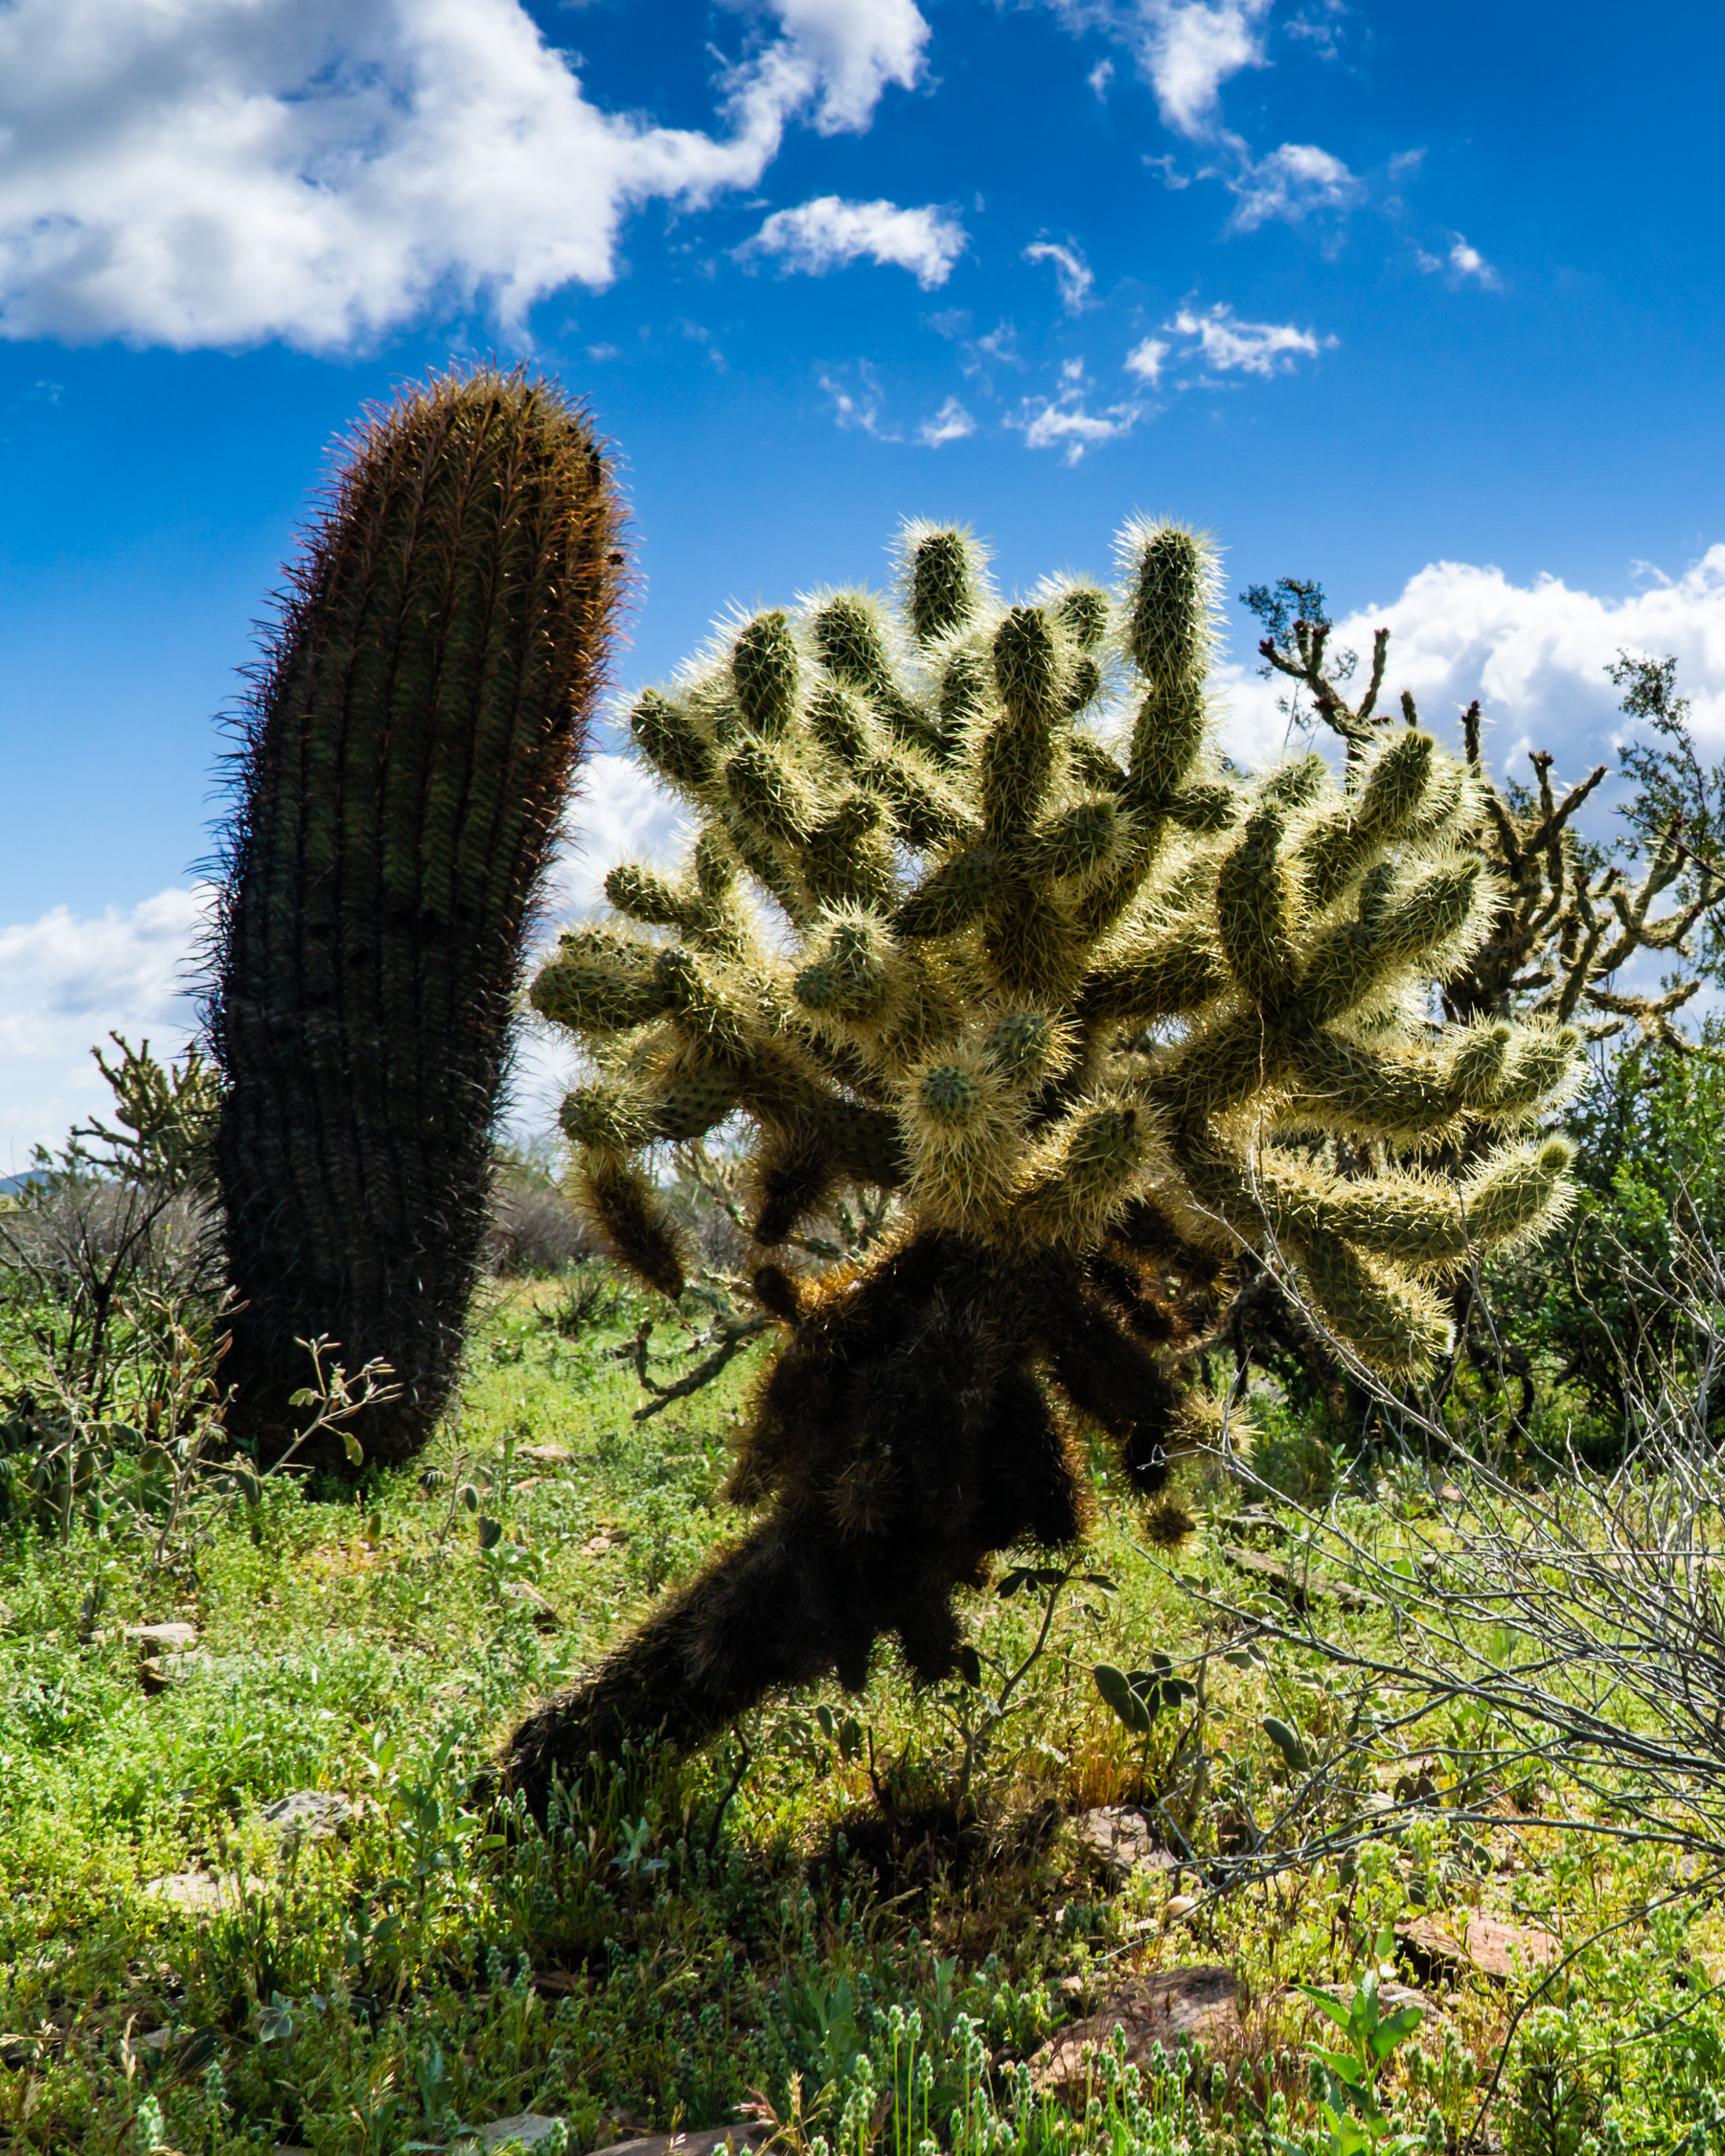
[[3, 0, 1725, 1163]]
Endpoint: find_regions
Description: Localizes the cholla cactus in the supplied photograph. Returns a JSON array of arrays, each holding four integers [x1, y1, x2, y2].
[[502, 518, 1576, 1800]]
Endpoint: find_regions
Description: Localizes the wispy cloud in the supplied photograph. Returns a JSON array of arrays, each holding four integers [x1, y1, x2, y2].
[[1164, 301, 1331, 377], [0, 0, 930, 348], [1041, 2, 1363, 235], [1023, 239, 1094, 312], [1227, 140, 1360, 229], [1418, 232, 1501, 287], [820, 362, 899, 439], [917, 397, 977, 446], [741, 195, 966, 288], [1009, 363, 1142, 464]]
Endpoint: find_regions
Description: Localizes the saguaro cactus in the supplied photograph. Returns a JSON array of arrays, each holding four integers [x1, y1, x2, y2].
[[207, 368, 622, 1474], [502, 517, 1576, 1805]]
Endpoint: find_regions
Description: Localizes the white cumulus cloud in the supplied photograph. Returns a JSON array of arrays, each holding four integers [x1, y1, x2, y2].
[[0, 0, 929, 349], [1215, 552, 1725, 774], [1124, 335, 1170, 383], [1136, 0, 1273, 137], [0, 884, 214, 1164], [0, 886, 213, 1065], [740, 195, 966, 288], [1034, 0, 1271, 136]]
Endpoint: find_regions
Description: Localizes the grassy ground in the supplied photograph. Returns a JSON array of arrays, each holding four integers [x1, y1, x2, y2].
[[5, 1264, 1725, 2155]]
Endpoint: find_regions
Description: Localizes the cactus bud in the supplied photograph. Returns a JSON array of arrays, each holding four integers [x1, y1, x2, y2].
[[1448, 1021, 1513, 1107], [731, 611, 799, 737], [893, 845, 1001, 938], [693, 830, 736, 902], [993, 606, 1061, 728], [605, 861, 686, 927], [805, 792, 893, 906], [725, 740, 814, 846], [1033, 799, 1129, 889], [983, 1009, 1070, 1083], [1460, 1137, 1576, 1249], [907, 525, 982, 644], [794, 909, 898, 1020], [921, 1063, 983, 1125], [575, 1148, 686, 1298], [1122, 522, 1212, 691], [1301, 1238, 1452, 1375], [936, 644, 993, 751], [814, 591, 893, 690], [1356, 728, 1435, 833], [632, 689, 713, 791], [808, 680, 873, 768], [1217, 805, 1298, 1005], [532, 928, 670, 1033], [559, 1084, 656, 1151], [1127, 682, 1207, 806], [1051, 581, 1110, 652]]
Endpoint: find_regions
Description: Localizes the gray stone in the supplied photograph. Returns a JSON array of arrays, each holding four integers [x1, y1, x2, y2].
[[500, 1580, 560, 1631], [1219, 1545, 1375, 1613], [260, 1791, 357, 1845], [1030, 1966, 1242, 2090], [126, 1621, 198, 1652], [1073, 1807, 1180, 1885], [587, 2130, 765, 2156], [141, 1870, 268, 1915], [1397, 1912, 1558, 1984], [477, 2117, 564, 2151]]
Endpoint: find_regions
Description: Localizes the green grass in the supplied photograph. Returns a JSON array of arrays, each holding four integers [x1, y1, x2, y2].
[[6, 1265, 1725, 2154]]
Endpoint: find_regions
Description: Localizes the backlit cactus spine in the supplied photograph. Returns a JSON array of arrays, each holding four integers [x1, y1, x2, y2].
[[503, 516, 1575, 1805], [206, 368, 622, 1475]]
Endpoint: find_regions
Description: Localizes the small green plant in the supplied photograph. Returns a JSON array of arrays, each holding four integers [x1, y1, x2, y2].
[[1093, 1652, 1198, 1801], [1294, 1932, 1426, 2156], [1502, 2008, 1596, 2156]]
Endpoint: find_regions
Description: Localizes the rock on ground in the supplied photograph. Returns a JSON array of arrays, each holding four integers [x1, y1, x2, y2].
[[1030, 1965, 1242, 2091]]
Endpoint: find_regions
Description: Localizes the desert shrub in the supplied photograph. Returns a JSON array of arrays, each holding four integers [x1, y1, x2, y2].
[[484, 1150, 593, 1276], [1487, 1021, 1725, 1443]]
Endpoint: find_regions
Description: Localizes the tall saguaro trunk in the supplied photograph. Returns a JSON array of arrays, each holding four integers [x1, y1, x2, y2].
[[206, 368, 623, 1475]]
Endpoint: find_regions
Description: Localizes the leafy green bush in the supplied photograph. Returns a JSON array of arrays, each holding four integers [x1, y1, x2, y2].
[[1488, 1023, 1725, 1445]]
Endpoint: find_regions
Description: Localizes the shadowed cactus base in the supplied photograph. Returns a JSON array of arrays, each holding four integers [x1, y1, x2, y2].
[[501, 516, 1577, 1811], [206, 367, 622, 1475]]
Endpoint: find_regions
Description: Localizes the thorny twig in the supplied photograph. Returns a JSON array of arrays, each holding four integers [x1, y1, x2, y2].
[[1257, 610, 1725, 1050]]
